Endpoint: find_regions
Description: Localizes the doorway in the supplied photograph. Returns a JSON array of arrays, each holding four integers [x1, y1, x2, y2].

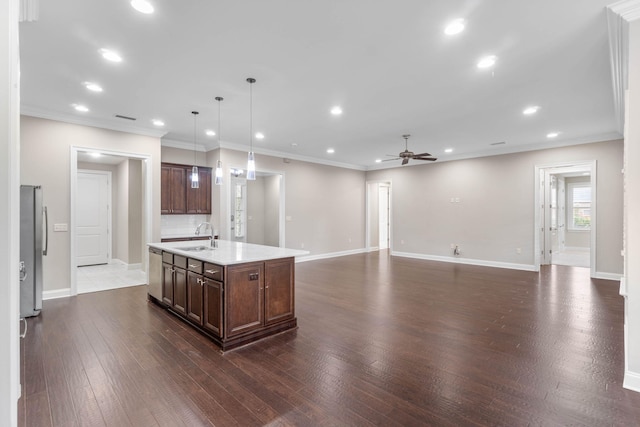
[[378, 183, 390, 249], [535, 162, 595, 275], [76, 170, 111, 266], [366, 181, 392, 252], [227, 169, 284, 247], [70, 148, 152, 295]]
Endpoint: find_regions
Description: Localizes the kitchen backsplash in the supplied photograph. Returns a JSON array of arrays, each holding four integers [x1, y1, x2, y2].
[[161, 214, 213, 238]]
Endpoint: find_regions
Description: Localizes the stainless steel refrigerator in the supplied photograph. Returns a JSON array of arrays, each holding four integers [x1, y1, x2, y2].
[[20, 185, 48, 318]]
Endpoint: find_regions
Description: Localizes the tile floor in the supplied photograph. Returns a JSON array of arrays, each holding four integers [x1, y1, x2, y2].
[[76, 261, 146, 294], [552, 248, 590, 268]]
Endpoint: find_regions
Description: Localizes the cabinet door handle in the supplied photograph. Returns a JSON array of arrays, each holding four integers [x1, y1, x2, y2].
[[189, 264, 198, 268], [205, 269, 218, 274]]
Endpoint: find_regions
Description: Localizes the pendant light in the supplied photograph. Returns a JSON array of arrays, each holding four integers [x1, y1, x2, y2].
[[214, 97, 224, 186], [191, 111, 200, 189], [246, 77, 256, 181]]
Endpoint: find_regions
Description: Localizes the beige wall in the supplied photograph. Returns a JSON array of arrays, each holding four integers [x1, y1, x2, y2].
[[367, 140, 623, 275], [161, 145, 207, 166], [210, 148, 366, 255], [20, 116, 161, 292], [128, 159, 143, 264], [264, 174, 280, 247], [625, 19, 640, 386]]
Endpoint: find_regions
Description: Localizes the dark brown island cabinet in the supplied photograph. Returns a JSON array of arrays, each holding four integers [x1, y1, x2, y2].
[[148, 242, 302, 351], [161, 162, 212, 215]]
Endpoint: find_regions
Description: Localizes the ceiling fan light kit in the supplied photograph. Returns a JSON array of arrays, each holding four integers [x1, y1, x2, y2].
[[383, 134, 437, 165]]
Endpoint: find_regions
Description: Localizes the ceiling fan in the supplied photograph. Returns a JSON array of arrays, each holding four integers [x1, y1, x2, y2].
[[384, 134, 437, 165]]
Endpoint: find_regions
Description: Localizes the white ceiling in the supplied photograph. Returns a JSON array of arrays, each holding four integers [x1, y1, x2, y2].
[[19, 0, 621, 170]]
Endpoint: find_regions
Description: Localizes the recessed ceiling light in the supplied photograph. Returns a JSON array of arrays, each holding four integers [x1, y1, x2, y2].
[[375, 159, 382, 163], [100, 48, 122, 63], [291, 143, 298, 147], [523, 106, 540, 115], [84, 82, 103, 92], [444, 19, 465, 35], [477, 55, 497, 69], [255, 132, 265, 140], [205, 129, 215, 136], [152, 119, 165, 127], [546, 132, 559, 138], [444, 148, 453, 153], [73, 104, 89, 112], [330, 106, 343, 115], [327, 148, 335, 154], [131, 0, 154, 14]]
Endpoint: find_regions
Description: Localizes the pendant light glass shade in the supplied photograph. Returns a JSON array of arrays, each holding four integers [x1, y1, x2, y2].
[[246, 77, 256, 181], [191, 165, 199, 188], [247, 152, 256, 180], [215, 160, 223, 185], [191, 111, 200, 189]]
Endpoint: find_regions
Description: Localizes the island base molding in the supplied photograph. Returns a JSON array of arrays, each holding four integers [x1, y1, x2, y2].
[[149, 295, 297, 351]]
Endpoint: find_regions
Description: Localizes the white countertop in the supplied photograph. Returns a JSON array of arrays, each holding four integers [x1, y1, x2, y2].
[[148, 240, 309, 265]]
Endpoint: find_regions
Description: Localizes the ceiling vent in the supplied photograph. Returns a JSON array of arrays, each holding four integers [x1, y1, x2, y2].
[[490, 141, 506, 146], [115, 114, 136, 121]]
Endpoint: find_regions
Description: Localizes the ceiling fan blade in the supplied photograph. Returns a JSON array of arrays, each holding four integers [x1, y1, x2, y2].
[[382, 157, 400, 162], [412, 152, 432, 157], [414, 157, 437, 161], [402, 158, 409, 165]]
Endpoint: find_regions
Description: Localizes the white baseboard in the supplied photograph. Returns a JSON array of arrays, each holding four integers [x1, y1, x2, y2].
[[563, 246, 590, 252], [368, 246, 380, 252], [127, 262, 142, 271], [620, 277, 627, 297], [43, 288, 71, 300], [391, 251, 538, 272], [296, 248, 369, 263], [624, 370, 640, 393], [111, 259, 142, 271], [593, 271, 623, 281]]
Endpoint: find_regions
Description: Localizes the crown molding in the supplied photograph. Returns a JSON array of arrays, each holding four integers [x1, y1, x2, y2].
[[606, 0, 640, 134], [21, 105, 168, 138], [217, 141, 367, 171], [364, 132, 623, 171], [161, 138, 208, 152]]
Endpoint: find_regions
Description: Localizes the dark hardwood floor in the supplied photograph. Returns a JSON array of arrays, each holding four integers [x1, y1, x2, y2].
[[19, 252, 640, 426]]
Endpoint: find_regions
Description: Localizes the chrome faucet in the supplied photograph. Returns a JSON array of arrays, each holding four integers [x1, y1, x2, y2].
[[195, 222, 217, 248]]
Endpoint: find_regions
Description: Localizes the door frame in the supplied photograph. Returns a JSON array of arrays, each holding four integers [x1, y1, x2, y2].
[[76, 169, 112, 267], [534, 160, 596, 276], [225, 167, 286, 247], [365, 180, 392, 252], [70, 146, 153, 296]]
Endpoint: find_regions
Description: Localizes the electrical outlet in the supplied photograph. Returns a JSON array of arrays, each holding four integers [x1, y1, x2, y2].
[[516, 248, 522, 254], [301, 243, 304, 249], [401, 239, 405, 245], [450, 243, 455, 249]]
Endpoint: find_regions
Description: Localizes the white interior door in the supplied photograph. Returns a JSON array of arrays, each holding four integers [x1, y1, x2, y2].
[[77, 171, 110, 266], [378, 185, 390, 249]]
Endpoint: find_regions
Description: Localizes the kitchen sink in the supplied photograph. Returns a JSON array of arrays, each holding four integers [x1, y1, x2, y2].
[[180, 245, 215, 252]]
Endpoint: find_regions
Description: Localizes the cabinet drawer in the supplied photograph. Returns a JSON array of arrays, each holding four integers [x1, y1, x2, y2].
[[162, 251, 173, 264], [204, 263, 223, 281], [188, 259, 203, 274], [174, 255, 187, 269]]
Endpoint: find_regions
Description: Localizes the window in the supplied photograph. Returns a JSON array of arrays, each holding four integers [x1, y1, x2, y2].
[[567, 182, 591, 230]]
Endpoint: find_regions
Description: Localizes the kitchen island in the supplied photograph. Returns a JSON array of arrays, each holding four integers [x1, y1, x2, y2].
[[148, 240, 308, 351]]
